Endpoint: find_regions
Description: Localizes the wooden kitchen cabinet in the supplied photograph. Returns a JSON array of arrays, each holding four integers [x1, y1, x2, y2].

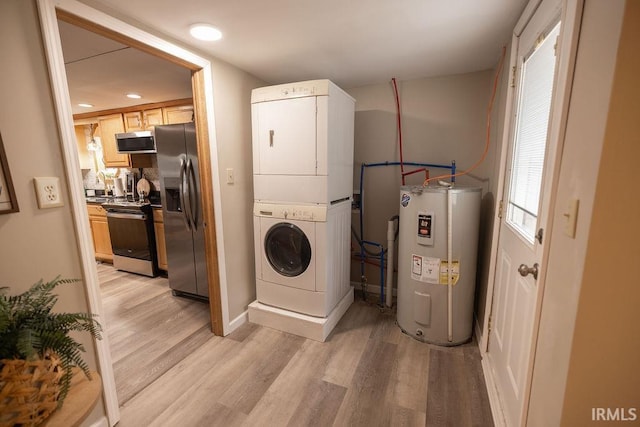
[[123, 111, 144, 132], [87, 204, 113, 262], [95, 114, 152, 168], [124, 108, 163, 131], [153, 208, 168, 271], [144, 108, 164, 129], [97, 114, 129, 168], [73, 101, 193, 169], [163, 105, 194, 124]]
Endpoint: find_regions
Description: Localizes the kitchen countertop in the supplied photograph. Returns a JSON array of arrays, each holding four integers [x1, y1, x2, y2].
[[85, 196, 162, 209]]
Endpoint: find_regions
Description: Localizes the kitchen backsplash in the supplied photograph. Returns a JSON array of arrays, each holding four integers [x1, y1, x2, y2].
[[83, 167, 161, 194]]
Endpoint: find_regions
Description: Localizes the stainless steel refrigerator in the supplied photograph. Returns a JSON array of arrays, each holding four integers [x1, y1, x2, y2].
[[155, 122, 209, 300]]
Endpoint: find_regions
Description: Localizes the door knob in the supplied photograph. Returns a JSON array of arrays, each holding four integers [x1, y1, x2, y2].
[[518, 263, 539, 280]]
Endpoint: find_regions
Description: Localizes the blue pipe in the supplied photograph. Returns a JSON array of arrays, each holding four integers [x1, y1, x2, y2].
[[356, 160, 456, 300], [451, 160, 457, 183]]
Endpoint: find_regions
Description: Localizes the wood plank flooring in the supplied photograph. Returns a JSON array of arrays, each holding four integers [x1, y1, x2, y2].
[[97, 265, 493, 426]]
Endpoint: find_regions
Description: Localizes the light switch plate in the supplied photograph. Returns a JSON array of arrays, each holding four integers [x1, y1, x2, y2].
[[226, 168, 234, 184], [563, 198, 579, 238], [34, 177, 64, 209]]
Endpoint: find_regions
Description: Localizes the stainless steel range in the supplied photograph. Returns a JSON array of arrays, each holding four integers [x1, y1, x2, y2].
[[102, 200, 158, 277]]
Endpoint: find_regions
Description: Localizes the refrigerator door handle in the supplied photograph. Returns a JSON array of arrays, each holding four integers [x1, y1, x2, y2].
[[179, 157, 192, 231], [186, 158, 199, 231]]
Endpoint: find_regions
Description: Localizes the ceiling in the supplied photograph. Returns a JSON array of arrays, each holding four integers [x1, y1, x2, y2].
[[62, 0, 528, 115], [59, 21, 193, 115]]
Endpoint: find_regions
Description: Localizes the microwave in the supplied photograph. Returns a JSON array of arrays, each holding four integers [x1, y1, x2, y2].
[[115, 131, 156, 154]]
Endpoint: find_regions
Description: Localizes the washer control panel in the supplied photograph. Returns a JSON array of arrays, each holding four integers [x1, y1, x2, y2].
[[254, 202, 327, 222]]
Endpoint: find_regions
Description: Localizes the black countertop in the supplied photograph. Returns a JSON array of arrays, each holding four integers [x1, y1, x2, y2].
[[85, 190, 162, 208], [85, 196, 162, 209]]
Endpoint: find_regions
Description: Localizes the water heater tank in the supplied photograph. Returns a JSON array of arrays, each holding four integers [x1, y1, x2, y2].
[[396, 185, 481, 345]]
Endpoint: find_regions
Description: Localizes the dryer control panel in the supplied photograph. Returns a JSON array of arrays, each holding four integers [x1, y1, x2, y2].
[[251, 79, 330, 103], [254, 202, 328, 222]]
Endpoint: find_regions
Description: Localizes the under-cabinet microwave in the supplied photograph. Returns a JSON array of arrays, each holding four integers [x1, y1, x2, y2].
[[115, 131, 156, 154]]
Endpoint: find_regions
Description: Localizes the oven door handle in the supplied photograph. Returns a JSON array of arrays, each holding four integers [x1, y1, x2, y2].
[[106, 212, 147, 220], [186, 158, 199, 231], [180, 157, 192, 231]]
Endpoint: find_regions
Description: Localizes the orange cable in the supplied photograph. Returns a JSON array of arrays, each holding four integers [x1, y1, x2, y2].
[[391, 77, 406, 185], [423, 45, 508, 186]]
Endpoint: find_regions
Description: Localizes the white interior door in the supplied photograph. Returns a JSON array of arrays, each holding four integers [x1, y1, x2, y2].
[[487, 2, 562, 426], [253, 97, 317, 175]]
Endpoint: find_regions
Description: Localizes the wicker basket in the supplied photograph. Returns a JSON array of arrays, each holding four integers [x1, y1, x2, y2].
[[0, 355, 63, 427]]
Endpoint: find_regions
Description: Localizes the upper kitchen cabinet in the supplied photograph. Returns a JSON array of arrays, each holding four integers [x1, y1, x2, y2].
[[124, 108, 164, 131], [163, 105, 194, 124], [73, 100, 193, 168], [98, 114, 129, 168]]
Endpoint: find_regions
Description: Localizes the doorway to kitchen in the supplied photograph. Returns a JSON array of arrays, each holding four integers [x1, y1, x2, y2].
[[38, 0, 228, 424], [57, 10, 215, 413]]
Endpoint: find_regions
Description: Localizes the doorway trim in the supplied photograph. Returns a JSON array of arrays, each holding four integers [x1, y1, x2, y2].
[[479, 0, 585, 425], [37, 0, 231, 424]]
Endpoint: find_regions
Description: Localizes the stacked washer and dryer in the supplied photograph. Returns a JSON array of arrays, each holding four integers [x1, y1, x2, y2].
[[247, 80, 355, 341]]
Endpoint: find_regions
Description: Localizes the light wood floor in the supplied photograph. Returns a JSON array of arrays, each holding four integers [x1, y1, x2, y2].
[[98, 265, 493, 426]]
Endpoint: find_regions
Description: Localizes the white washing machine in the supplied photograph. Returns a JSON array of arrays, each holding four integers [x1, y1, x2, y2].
[[253, 200, 352, 317], [251, 79, 355, 204]]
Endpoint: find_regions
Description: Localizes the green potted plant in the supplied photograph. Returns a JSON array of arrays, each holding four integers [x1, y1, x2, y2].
[[0, 276, 102, 425]]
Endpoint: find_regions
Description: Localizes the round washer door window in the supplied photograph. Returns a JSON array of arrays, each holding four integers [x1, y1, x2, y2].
[[264, 222, 312, 277]]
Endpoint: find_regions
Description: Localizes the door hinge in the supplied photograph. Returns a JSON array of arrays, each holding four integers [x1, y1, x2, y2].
[[554, 35, 559, 57], [498, 200, 504, 218], [488, 315, 493, 333], [510, 66, 517, 88]]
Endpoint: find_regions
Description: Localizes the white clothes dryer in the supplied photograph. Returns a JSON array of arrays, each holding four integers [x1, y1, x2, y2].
[[251, 79, 355, 205], [253, 200, 352, 317]]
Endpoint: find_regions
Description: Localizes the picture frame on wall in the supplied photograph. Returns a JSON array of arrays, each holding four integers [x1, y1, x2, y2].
[[0, 133, 19, 214]]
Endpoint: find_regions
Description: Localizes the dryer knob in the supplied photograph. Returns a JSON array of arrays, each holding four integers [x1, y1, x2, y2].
[[283, 210, 288, 219]]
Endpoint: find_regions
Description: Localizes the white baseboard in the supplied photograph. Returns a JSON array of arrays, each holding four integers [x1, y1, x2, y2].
[[87, 416, 109, 427], [350, 281, 397, 296], [226, 310, 248, 335], [481, 354, 506, 427]]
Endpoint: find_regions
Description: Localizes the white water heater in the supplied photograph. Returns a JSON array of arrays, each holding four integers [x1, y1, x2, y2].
[[397, 185, 481, 345]]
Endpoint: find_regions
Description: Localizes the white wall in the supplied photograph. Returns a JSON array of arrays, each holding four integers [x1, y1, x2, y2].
[[209, 59, 265, 322], [0, 0, 105, 424], [345, 71, 499, 314]]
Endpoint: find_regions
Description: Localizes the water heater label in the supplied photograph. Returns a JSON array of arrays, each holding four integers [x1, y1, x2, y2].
[[417, 212, 434, 246], [412, 255, 440, 284], [411, 255, 460, 285], [439, 261, 460, 285]]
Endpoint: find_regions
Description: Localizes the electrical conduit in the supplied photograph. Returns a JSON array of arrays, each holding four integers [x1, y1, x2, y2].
[[386, 219, 395, 308], [447, 187, 453, 342]]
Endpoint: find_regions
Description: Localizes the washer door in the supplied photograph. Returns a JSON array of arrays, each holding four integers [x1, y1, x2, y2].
[[264, 222, 312, 277]]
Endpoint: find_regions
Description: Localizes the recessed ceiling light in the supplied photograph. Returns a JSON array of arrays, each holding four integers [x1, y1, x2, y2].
[[126, 93, 142, 99], [78, 103, 93, 108], [189, 23, 222, 41]]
